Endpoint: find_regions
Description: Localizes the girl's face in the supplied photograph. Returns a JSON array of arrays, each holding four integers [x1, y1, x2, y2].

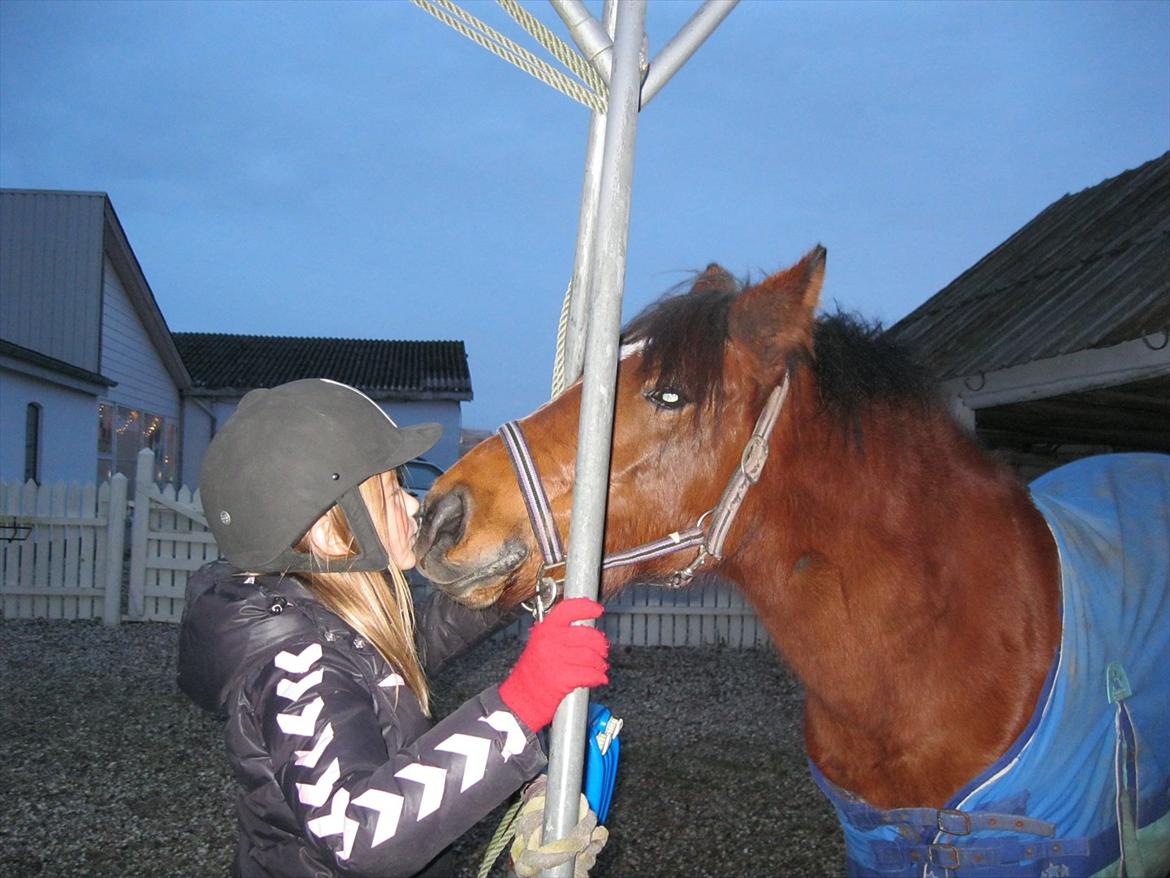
[[380, 469, 420, 571]]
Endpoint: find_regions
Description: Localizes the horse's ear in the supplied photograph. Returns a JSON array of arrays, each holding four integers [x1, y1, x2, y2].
[[691, 263, 736, 295], [729, 245, 826, 379]]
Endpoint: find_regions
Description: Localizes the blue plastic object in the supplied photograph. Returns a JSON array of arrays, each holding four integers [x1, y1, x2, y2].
[[583, 702, 620, 823]]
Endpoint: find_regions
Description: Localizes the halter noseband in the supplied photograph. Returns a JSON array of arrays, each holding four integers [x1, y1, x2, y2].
[[497, 374, 791, 618]]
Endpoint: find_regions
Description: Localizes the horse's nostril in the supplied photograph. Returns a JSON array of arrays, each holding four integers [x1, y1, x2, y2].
[[416, 488, 466, 558]]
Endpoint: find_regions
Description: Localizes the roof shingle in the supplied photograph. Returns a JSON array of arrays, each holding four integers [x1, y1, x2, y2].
[[886, 152, 1170, 379], [172, 333, 472, 400]]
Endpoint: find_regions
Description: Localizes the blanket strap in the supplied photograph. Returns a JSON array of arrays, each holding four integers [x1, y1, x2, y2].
[[1108, 661, 1148, 878]]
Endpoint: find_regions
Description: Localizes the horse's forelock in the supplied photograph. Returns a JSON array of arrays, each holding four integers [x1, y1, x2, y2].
[[619, 274, 940, 440], [622, 286, 738, 419]]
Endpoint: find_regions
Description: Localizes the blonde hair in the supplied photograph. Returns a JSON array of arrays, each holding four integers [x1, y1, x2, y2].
[[293, 472, 430, 714]]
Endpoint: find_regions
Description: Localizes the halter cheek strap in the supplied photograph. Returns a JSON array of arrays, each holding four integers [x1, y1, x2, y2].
[[498, 421, 566, 570], [498, 373, 791, 615]]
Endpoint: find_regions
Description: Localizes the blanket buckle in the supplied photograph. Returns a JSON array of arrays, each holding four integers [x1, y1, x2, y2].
[[928, 843, 961, 868], [937, 808, 972, 835]]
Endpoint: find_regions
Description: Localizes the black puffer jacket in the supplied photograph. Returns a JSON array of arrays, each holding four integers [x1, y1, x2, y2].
[[178, 561, 546, 877]]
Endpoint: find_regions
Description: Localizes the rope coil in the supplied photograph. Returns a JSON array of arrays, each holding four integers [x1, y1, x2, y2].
[[478, 775, 608, 878]]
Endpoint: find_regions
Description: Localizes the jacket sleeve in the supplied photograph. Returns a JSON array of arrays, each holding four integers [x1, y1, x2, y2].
[[251, 638, 546, 877], [413, 588, 518, 674]]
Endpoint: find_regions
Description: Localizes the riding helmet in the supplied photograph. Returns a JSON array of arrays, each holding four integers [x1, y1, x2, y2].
[[199, 378, 441, 573]]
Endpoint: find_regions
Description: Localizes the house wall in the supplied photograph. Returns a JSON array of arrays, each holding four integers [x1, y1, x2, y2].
[[0, 368, 97, 484], [179, 398, 216, 490], [0, 191, 104, 372], [384, 399, 462, 469], [100, 255, 181, 419], [98, 254, 183, 485]]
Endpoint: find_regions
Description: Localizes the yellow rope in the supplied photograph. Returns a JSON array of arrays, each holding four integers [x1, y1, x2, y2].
[[409, 0, 606, 113], [496, 0, 608, 98], [550, 279, 573, 398], [476, 796, 524, 878]]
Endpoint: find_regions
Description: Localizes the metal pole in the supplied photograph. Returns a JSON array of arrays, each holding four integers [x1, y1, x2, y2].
[[549, 0, 613, 82], [561, 0, 617, 387], [538, 3, 646, 877], [641, 0, 739, 107]]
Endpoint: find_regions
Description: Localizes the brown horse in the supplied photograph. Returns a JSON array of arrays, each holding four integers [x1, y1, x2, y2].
[[413, 248, 1169, 875]]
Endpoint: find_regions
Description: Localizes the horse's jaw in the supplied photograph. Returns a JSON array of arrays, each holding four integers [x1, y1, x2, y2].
[[414, 540, 529, 608]]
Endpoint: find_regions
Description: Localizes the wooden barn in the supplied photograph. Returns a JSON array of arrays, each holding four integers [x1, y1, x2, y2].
[[887, 152, 1170, 480]]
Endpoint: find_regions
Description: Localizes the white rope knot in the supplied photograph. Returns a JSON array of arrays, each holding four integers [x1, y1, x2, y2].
[[509, 776, 608, 878]]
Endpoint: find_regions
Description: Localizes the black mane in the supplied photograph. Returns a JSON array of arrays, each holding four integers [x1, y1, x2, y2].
[[621, 279, 938, 433]]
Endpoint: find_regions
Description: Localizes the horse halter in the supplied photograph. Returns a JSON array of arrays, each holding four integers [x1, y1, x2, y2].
[[497, 374, 791, 618]]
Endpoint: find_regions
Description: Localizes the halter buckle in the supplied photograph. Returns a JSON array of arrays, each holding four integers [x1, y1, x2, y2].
[[666, 546, 711, 589], [740, 434, 769, 484]]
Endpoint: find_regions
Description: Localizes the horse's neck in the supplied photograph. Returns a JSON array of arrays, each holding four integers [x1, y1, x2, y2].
[[727, 406, 1061, 809]]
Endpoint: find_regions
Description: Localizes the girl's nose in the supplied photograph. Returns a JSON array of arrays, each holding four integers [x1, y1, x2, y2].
[[401, 489, 421, 519]]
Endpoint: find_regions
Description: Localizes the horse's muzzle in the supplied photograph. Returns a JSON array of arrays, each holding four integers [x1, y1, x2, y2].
[[414, 487, 467, 563], [413, 487, 529, 602]]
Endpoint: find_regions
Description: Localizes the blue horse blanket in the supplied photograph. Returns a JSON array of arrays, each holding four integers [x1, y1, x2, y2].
[[812, 453, 1170, 878]]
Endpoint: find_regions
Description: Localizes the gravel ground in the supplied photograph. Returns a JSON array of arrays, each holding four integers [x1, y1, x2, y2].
[[1, 618, 843, 877]]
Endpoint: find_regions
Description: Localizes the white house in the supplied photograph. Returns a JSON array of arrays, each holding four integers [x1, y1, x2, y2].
[[0, 189, 193, 488], [1, 188, 473, 491]]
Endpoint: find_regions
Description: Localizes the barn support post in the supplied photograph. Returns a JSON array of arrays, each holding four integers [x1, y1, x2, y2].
[[539, 3, 647, 875]]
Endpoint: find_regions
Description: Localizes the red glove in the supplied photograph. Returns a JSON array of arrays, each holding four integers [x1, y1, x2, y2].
[[498, 597, 609, 732]]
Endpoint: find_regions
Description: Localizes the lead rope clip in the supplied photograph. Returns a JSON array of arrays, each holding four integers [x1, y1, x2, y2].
[[521, 569, 560, 622]]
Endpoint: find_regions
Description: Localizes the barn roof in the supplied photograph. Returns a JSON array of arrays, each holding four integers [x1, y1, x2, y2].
[[172, 333, 472, 400], [886, 152, 1170, 379]]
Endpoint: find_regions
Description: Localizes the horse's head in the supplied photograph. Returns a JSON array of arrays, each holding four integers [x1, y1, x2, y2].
[[413, 246, 826, 608]]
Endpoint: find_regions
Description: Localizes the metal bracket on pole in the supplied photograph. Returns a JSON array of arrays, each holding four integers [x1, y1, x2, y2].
[[550, 0, 613, 83], [549, 1, 740, 111]]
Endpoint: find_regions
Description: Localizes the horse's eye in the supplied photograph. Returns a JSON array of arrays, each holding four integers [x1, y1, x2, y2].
[[645, 388, 688, 410]]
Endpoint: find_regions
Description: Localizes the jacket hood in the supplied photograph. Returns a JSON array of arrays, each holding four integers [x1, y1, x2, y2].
[[177, 561, 334, 715]]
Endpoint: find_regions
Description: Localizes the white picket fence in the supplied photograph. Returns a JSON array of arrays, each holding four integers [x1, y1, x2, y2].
[[1, 449, 769, 645], [0, 449, 217, 624], [0, 476, 127, 624], [126, 450, 220, 622]]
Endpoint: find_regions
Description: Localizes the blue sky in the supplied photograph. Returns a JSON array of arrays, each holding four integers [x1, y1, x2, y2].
[[2, 0, 1167, 430]]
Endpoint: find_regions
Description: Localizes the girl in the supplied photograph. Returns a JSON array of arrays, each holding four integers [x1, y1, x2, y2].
[[179, 378, 608, 877]]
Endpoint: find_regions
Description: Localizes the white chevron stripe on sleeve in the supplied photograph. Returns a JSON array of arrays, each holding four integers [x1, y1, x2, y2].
[[277, 696, 324, 737], [378, 672, 405, 688], [277, 668, 324, 702], [435, 733, 491, 792], [294, 723, 335, 769], [479, 711, 526, 761], [296, 757, 341, 807], [394, 763, 446, 820], [306, 787, 358, 861], [275, 643, 322, 674], [352, 789, 405, 847]]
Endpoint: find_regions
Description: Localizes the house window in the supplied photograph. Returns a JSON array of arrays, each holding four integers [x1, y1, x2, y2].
[[97, 402, 114, 482], [24, 403, 42, 483], [97, 401, 178, 486]]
